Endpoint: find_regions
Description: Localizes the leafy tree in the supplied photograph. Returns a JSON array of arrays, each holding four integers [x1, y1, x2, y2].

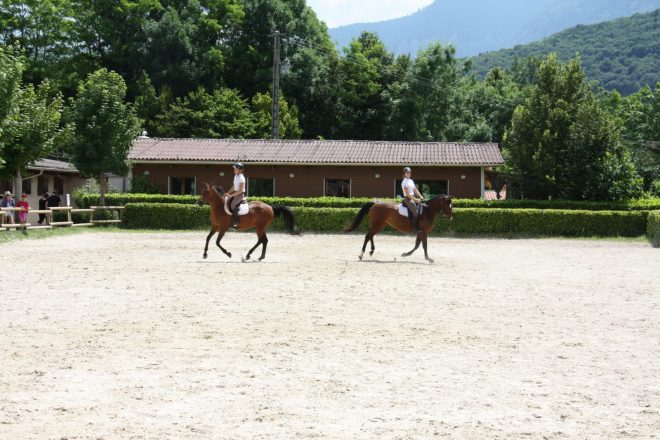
[[449, 67, 527, 142], [334, 32, 395, 140], [0, 0, 76, 89], [616, 83, 660, 191], [223, 0, 337, 138], [0, 45, 25, 170], [503, 54, 642, 200], [155, 87, 256, 138], [0, 80, 64, 195], [65, 69, 141, 205], [251, 92, 302, 139]]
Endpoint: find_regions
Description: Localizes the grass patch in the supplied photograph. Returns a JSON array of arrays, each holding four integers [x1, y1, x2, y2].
[[0, 225, 120, 245]]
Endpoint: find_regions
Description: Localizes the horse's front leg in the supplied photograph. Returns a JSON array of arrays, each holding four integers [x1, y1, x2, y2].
[[402, 233, 422, 258], [203, 229, 215, 259], [421, 232, 433, 263], [216, 229, 232, 258]]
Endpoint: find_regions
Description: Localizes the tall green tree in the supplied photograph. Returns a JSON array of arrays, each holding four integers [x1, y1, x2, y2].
[[0, 80, 64, 195], [154, 87, 256, 138], [223, 0, 337, 138], [503, 54, 642, 200], [0, 0, 75, 88], [388, 42, 461, 141], [616, 83, 660, 191], [334, 32, 395, 140], [65, 69, 141, 205], [0, 45, 25, 170], [251, 92, 302, 139]]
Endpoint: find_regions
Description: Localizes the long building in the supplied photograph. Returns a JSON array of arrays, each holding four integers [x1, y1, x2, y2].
[[130, 138, 504, 199]]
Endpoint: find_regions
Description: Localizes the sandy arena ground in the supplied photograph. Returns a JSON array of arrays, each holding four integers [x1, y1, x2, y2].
[[1, 231, 659, 439]]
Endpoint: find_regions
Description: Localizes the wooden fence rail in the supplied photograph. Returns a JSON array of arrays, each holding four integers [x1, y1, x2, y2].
[[1, 206, 125, 231]]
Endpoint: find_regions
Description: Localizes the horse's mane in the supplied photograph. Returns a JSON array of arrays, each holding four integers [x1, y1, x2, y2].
[[426, 194, 451, 202]]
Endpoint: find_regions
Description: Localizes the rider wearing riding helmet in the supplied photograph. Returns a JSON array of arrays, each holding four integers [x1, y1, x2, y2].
[[226, 162, 246, 228], [402, 166, 423, 230]]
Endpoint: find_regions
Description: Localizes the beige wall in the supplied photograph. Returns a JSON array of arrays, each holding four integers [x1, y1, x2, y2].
[[18, 172, 86, 223], [133, 163, 485, 198]]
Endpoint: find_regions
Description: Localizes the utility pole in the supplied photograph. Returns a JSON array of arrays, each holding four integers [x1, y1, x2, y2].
[[272, 30, 281, 139]]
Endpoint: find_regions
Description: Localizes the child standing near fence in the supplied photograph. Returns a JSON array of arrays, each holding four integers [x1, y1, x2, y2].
[[17, 193, 29, 234]]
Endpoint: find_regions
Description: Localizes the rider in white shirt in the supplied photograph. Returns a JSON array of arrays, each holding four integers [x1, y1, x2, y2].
[[226, 162, 246, 228], [401, 166, 423, 230]]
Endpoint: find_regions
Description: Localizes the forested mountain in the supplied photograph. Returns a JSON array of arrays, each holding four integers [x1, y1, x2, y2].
[[468, 10, 660, 95], [329, 0, 660, 57]]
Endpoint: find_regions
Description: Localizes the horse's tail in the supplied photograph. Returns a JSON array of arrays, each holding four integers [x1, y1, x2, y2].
[[343, 202, 375, 233], [272, 206, 301, 235]]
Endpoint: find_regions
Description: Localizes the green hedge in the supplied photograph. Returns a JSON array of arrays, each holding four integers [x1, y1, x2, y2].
[[648, 211, 660, 247], [77, 193, 660, 211], [432, 209, 647, 237], [124, 203, 211, 229], [122, 203, 648, 237]]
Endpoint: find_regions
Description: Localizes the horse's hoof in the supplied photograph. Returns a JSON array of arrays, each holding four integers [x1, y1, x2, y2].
[[358, 255, 363, 261], [258, 257, 265, 261], [203, 254, 208, 259], [227, 252, 232, 259], [245, 255, 251, 261], [369, 251, 374, 256], [401, 252, 409, 257], [426, 258, 434, 264], [241, 257, 246, 263]]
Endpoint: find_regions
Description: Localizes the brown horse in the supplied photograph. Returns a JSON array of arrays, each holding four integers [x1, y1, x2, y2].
[[344, 195, 453, 263], [197, 183, 299, 261]]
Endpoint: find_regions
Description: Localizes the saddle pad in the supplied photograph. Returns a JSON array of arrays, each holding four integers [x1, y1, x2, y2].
[[397, 203, 424, 217], [224, 199, 249, 216]]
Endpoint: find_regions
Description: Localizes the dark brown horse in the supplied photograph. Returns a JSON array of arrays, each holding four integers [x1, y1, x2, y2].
[[198, 183, 299, 261], [344, 195, 453, 263]]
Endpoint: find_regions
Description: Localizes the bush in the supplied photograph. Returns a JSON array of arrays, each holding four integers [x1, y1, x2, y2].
[[648, 211, 660, 247], [77, 193, 660, 211], [123, 203, 210, 229], [123, 203, 648, 237], [434, 209, 647, 237]]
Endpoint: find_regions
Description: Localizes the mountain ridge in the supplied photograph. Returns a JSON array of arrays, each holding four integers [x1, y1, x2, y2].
[[328, 0, 660, 57]]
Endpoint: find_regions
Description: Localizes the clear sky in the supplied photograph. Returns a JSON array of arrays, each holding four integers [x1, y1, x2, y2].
[[306, 0, 434, 28]]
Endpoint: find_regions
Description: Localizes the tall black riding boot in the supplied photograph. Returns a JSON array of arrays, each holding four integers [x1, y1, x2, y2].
[[232, 207, 240, 228]]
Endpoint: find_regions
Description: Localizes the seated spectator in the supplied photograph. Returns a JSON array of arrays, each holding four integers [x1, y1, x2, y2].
[[1, 190, 16, 224]]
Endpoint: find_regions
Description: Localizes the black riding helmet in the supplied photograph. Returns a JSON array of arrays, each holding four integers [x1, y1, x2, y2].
[[403, 166, 412, 173], [233, 162, 245, 170]]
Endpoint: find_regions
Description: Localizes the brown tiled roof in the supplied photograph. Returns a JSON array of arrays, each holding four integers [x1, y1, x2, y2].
[[130, 138, 503, 166], [27, 158, 80, 173]]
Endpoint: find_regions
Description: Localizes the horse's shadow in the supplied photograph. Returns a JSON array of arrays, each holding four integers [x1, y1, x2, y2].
[[342, 258, 431, 265]]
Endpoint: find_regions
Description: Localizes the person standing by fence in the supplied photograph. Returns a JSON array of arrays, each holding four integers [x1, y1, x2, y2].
[[38, 192, 49, 225], [17, 193, 29, 234], [47, 190, 61, 208]]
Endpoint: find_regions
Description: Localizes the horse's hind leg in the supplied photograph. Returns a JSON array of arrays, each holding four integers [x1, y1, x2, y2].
[[402, 233, 422, 258], [421, 232, 433, 263], [360, 225, 380, 260], [246, 228, 267, 261], [203, 228, 216, 259], [258, 233, 269, 261], [216, 230, 232, 258]]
